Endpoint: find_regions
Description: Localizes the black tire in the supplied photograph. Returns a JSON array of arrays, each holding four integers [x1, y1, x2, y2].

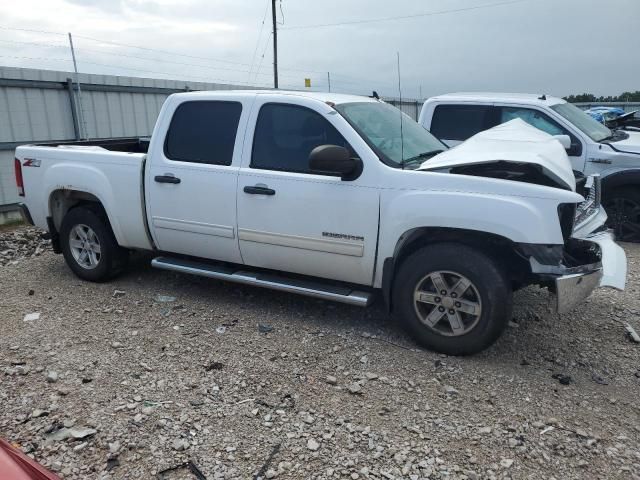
[[393, 243, 512, 355], [604, 186, 640, 242], [60, 206, 128, 282]]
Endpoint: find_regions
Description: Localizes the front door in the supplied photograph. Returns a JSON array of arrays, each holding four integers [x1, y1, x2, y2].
[[236, 97, 379, 285], [146, 99, 248, 263]]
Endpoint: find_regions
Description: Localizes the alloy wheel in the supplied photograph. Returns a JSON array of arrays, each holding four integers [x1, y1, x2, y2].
[[413, 270, 482, 337], [69, 224, 102, 269]]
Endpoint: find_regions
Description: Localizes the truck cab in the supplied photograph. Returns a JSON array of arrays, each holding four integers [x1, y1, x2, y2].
[[420, 93, 640, 241]]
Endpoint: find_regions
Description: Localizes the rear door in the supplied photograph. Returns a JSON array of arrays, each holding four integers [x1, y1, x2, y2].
[[235, 96, 380, 285], [146, 97, 250, 263], [429, 103, 497, 147]]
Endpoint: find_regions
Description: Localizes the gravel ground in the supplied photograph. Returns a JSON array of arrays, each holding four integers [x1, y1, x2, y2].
[[1, 227, 639, 480]]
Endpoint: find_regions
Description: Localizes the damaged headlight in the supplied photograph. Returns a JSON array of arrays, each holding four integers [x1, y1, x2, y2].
[[573, 174, 601, 231]]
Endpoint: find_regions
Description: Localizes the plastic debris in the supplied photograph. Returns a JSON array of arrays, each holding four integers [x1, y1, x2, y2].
[[258, 323, 274, 333], [154, 295, 176, 303], [625, 323, 640, 343], [23, 312, 41, 322]]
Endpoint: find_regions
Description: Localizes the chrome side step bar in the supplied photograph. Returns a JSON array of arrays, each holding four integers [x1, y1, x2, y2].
[[151, 256, 373, 307]]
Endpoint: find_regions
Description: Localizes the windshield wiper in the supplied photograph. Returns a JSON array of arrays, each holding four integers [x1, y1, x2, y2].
[[402, 149, 444, 168]]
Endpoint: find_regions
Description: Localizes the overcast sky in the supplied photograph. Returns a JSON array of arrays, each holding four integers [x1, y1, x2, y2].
[[0, 0, 638, 99]]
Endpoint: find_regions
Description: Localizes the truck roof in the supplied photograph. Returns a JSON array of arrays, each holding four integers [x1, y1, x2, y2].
[[428, 92, 566, 107], [171, 90, 377, 106]]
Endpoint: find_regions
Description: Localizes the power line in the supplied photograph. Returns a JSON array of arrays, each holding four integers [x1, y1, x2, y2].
[[0, 25, 65, 36], [0, 25, 399, 92], [0, 24, 333, 76], [247, 3, 270, 81], [0, 39, 68, 49], [252, 32, 273, 83], [281, 0, 530, 30], [0, 37, 307, 81]]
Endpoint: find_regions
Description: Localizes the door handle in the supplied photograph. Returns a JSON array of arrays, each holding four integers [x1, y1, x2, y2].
[[244, 185, 275, 196], [154, 174, 181, 184]]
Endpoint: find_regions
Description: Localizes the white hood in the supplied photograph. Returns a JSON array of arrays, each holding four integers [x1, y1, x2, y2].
[[609, 130, 640, 155], [419, 118, 576, 191]]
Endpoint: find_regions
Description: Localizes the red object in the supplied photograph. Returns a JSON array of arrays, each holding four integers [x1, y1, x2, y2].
[[0, 439, 60, 480], [14, 158, 24, 197]]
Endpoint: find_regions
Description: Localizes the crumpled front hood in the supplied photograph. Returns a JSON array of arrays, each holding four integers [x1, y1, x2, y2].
[[608, 130, 640, 155], [419, 118, 576, 191]]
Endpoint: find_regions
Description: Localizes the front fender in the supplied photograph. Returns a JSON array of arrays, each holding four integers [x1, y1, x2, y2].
[[374, 188, 581, 287]]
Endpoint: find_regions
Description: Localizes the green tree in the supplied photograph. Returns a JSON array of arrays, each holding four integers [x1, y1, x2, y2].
[[564, 91, 640, 103]]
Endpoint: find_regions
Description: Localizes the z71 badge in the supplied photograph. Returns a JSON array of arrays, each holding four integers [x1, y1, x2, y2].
[[23, 158, 41, 167]]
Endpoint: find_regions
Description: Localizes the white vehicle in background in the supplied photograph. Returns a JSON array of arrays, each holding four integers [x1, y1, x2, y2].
[[419, 93, 640, 241], [15, 91, 626, 355]]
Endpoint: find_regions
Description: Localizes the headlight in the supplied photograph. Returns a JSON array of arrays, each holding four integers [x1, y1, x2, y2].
[[573, 174, 601, 231]]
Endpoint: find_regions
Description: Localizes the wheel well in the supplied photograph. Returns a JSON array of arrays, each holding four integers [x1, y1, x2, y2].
[[603, 183, 639, 197], [382, 227, 529, 312], [602, 171, 640, 198], [49, 189, 106, 233]]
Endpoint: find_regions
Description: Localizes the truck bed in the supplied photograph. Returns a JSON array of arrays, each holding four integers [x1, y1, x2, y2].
[[16, 141, 152, 251]]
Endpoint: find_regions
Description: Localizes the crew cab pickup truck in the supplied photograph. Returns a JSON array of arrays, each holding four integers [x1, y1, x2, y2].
[[15, 91, 626, 355], [419, 93, 640, 241]]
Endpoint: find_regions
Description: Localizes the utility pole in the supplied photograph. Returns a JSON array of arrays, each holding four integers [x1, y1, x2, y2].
[[327, 72, 331, 92], [68, 32, 87, 139], [271, 0, 278, 89]]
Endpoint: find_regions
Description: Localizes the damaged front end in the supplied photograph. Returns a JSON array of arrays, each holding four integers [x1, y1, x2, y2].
[[518, 175, 627, 312], [523, 232, 625, 313], [419, 119, 627, 313]]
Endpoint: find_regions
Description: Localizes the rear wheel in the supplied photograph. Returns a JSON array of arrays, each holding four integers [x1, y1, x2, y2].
[[60, 206, 128, 282], [393, 243, 512, 355], [604, 187, 640, 242]]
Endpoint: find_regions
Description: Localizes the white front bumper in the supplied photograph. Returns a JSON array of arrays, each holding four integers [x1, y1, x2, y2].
[[589, 230, 627, 290], [555, 230, 626, 313]]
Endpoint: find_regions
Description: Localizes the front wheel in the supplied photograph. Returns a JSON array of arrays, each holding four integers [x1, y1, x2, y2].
[[60, 206, 128, 282], [393, 243, 512, 355], [604, 187, 640, 242]]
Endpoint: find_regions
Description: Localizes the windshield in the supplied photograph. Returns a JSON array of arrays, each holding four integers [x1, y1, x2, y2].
[[551, 102, 612, 142], [335, 101, 446, 168]]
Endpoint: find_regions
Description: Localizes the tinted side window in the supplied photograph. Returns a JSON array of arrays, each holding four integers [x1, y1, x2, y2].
[[499, 107, 566, 136], [251, 103, 352, 173], [430, 104, 493, 141], [164, 101, 242, 165]]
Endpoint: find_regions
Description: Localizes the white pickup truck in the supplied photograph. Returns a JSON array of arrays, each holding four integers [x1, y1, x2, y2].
[[419, 93, 640, 241], [15, 91, 626, 355]]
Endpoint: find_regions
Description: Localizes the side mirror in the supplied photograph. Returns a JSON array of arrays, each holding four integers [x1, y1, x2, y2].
[[309, 145, 362, 180], [553, 134, 572, 150], [567, 141, 583, 157]]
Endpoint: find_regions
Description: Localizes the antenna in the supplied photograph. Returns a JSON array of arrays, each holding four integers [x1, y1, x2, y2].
[[397, 52, 404, 167], [271, 0, 278, 88]]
